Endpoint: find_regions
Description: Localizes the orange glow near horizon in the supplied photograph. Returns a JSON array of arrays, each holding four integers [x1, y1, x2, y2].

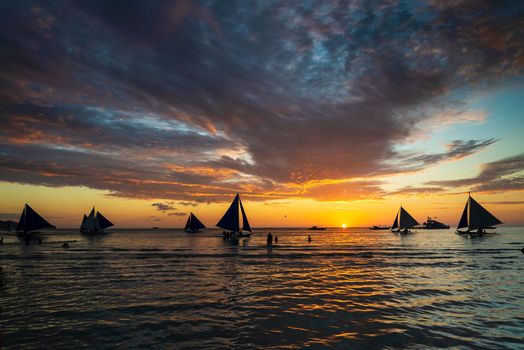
[[1, 182, 523, 228]]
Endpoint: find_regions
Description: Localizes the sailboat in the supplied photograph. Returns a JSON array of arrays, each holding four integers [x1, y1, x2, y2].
[[216, 193, 252, 239], [391, 206, 419, 234], [184, 212, 206, 233], [80, 207, 113, 234], [16, 203, 55, 235], [456, 193, 502, 234]]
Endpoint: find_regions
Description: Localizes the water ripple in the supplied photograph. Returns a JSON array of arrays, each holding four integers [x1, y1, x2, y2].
[[1, 228, 523, 349]]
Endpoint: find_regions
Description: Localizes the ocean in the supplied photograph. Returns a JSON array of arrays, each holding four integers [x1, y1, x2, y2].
[[1, 228, 523, 349]]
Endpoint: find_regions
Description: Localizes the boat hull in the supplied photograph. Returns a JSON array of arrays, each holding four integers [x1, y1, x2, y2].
[[456, 229, 496, 235], [421, 225, 450, 229], [184, 229, 201, 233], [392, 229, 415, 234], [80, 229, 107, 235]]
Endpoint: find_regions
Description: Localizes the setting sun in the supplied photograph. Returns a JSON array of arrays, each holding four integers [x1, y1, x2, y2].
[[341, 224, 347, 229]]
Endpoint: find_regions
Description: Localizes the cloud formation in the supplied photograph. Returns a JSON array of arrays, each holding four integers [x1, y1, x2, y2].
[[152, 202, 177, 213], [427, 154, 524, 193], [1, 1, 523, 202]]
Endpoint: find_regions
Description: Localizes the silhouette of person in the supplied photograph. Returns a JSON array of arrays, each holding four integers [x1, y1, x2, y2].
[[308, 235, 312, 242], [267, 232, 273, 247], [274, 235, 278, 243], [0, 237, 3, 245]]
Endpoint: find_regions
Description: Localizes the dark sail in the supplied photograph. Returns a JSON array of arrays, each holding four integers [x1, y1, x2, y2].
[[216, 194, 240, 232], [96, 212, 113, 230], [239, 199, 251, 232], [16, 207, 26, 232], [83, 207, 97, 232], [184, 215, 191, 230], [399, 207, 418, 229], [391, 211, 399, 229], [189, 213, 206, 230], [468, 196, 502, 229], [81, 214, 88, 230], [16, 204, 55, 233], [457, 202, 468, 229]]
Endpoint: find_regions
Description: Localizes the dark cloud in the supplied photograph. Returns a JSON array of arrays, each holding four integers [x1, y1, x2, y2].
[[387, 186, 446, 196], [427, 154, 524, 193], [177, 201, 198, 207], [152, 202, 185, 217], [0, 1, 523, 201], [484, 201, 524, 205], [0, 213, 19, 220], [149, 216, 161, 222], [151, 202, 176, 212], [391, 139, 497, 172]]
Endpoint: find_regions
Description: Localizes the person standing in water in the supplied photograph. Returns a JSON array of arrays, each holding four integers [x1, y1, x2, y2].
[[267, 232, 273, 247], [308, 235, 312, 243], [274, 235, 278, 243]]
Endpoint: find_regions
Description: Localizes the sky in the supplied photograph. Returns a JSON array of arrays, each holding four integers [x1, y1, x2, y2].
[[1, 0, 523, 228]]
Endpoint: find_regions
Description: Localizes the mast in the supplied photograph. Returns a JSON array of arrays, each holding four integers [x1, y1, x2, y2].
[[391, 210, 399, 230], [184, 214, 191, 230], [84, 207, 96, 232], [16, 205, 27, 233], [80, 214, 88, 231], [457, 199, 469, 229]]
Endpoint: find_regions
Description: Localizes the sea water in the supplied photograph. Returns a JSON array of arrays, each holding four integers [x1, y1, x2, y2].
[[1, 228, 523, 349]]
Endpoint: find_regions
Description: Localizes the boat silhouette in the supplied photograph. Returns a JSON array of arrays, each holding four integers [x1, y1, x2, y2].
[[216, 193, 252, 241], [456, 194, 502, 235], [391, 206, 419, 234], [16, 203, 55, 235], [184, 212, 206, 233], [80, 207, 113, 234]]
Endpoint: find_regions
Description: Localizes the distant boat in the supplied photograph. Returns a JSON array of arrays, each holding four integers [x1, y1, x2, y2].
[[16, 203, 55, 235], [152, 227, 159, 230], [421, 217, 450, 229], [391, 206, 419, 234], [456, 194, 502, 235], [369, 225, 390, 230], [80, 207, 113, 234], [0, 220, 17, 231], [184, 212, 206, 233], [308, 226, 326, 230], [216, 193, 252, 239]]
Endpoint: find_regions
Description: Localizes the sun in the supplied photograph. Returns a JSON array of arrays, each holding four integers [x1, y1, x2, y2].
[[341, 224, 347, 229]]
